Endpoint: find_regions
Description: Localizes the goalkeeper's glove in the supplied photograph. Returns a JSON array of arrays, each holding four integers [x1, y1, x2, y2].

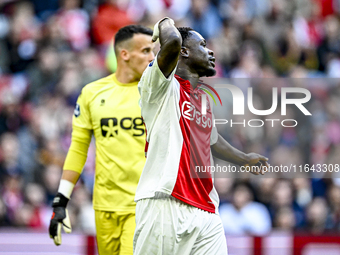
[[49, 193, 72, 245], [152, 17, 175, 42]]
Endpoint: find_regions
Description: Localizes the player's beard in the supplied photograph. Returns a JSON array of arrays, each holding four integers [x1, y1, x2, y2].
[[193, 60, 216, 77], [204, 67, 216, 77]]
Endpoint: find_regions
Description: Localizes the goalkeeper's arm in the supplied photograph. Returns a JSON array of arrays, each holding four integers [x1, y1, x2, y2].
[[49, 127, 91, 246]]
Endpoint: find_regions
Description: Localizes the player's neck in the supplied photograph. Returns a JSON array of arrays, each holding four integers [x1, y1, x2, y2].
[[175, 67, 200, 89], [115, 66, 139, 84]]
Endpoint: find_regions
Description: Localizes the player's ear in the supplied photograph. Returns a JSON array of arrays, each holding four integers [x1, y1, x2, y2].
[[180, 46, 189, 58], [120, 49, 130, 61]]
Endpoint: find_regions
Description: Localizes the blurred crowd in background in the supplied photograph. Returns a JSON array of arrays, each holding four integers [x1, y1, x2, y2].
[[0, 0, 340, 237]]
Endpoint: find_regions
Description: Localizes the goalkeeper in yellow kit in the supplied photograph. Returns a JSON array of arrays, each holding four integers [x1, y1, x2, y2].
[[48, 25, 154, 255]]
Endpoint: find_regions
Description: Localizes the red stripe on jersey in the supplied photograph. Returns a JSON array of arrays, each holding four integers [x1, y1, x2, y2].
[[171, 75, 215, 213], [144, 140, 149, 158], [142, 117, 149, 158]]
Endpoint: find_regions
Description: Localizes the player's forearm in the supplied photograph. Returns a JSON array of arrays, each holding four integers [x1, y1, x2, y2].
[[57, 127, 91, 197], [61, 170, 80, 185], [158, 18, 182, 49], [211, 134, 250, 166], [63, 126, 91, 173], [157, 18, 182, 77]]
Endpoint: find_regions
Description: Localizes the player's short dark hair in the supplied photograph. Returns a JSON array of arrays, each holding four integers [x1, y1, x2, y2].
[[114, 25, 153, 52], [177, 27, 194, 46]]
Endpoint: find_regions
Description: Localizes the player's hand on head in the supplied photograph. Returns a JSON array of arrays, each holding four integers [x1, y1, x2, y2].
[[49, 193, 72, 246], [245, 153, 269, 175], [152, 17, 175, 42]]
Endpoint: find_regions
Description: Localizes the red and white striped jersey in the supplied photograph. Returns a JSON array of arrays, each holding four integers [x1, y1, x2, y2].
[[135, 57, 220, 214]]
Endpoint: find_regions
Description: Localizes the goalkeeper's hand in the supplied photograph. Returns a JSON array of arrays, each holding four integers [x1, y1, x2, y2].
[[152, 17, 175, 42], [49, 193, 72, 246]]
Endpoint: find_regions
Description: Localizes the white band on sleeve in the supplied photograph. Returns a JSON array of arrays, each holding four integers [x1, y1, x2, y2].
[[58, 179, 75, 199]]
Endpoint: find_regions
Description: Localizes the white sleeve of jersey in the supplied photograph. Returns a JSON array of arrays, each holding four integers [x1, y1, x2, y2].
[[210, 113, 218, 145], [138, 54, 177, 104]]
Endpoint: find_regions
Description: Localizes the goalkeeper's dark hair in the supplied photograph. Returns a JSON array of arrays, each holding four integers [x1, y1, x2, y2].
[[114, 25, 153, 53], [177, 27, 194, 46]]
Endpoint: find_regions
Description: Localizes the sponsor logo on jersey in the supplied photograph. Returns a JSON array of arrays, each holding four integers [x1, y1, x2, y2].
[[181, 101, 212, 128], [74, 104, 80, 117], [101, 118, 118, 137], [100, 117, 145, 137]]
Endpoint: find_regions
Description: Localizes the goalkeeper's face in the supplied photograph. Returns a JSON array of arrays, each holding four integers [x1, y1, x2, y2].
[[127, 33, 155, 79], [184, 31, 216, 77]]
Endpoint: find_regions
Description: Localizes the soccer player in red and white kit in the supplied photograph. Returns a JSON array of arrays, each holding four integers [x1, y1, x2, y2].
[[133, 17, 269, 255]]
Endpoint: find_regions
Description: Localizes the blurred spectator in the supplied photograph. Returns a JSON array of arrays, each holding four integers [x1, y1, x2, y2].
[[210, 19, 240, 75], [214, 173, 234, 203], [219, 0, 251, 27], [0, 132, 24, 180], [55, 0, 90, 51], [26, 46, 61, 103], [70, 184, 96, 234], [31, 0, 59, 21], [5, 1, 41, 73], [219, 182, 272, 235], [17, 183, 49, 228], [186, 0, 222, 40], [0, 197, 9, 226], [16, 107, 43, 184], [126, 0, 191, 23], [327, 184, 340, 230], [56, 58, 83, 105], [0, 12, 10, 74], [305, 197, 332, 234], [0, 89, 24, 135], [317, 16, 340, 71], [256, 178, 276, 207], [270, 179, 305, 228], [230, 40, 263, 78], [0, 176, 24, 224], [92, 0, 132, 46], [293, 178, 313, 208], [274, 206, 296, 230], [40, 15, 72, 52], [78, 48, 107, 85], [252, 1, 288, 54], [273, 24, 302, 74], [42, 164, 62, 205]]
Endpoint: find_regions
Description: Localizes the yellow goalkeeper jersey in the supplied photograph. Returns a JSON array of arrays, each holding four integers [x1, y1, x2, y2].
[[64, 74, 146, 212]]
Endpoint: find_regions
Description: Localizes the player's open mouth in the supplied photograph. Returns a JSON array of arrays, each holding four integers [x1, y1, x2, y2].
[[209, 58, 215, 67]]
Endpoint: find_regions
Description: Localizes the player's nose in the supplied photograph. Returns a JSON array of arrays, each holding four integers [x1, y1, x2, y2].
[[149, 52, 155, 62]]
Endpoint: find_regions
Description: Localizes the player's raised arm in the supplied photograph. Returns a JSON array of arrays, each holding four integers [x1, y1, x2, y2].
[[153, 18, 182, 78]]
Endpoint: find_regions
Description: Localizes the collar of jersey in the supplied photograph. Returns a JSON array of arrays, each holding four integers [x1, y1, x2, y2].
[[175, 74, 194, 93], [175, 75, 209, 100], [112, 73, 139, 87]]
